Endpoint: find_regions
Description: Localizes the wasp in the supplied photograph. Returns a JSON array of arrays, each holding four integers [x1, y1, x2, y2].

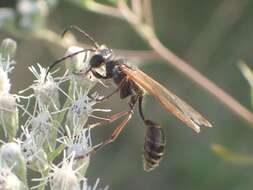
[[46, 26, 212, 171]]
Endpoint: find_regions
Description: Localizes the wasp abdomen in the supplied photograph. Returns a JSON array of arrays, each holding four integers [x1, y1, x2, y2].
[[143, 124, 165, 172]]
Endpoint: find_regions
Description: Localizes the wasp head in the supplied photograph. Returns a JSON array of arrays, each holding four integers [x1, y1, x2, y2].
[[97, 44, 113, 60]]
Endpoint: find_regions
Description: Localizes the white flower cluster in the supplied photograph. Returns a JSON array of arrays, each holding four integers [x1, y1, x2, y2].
[[0, 38, 109, 190]]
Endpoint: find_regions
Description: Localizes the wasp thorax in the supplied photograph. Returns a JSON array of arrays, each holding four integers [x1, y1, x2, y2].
[[143, 121, 165, 172], [97, 44, 112, 60]]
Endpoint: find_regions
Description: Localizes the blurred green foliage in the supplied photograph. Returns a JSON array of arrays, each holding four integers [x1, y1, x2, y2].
[[1, 0, 253, 190]]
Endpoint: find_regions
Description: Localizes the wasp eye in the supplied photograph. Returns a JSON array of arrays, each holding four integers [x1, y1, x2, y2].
[[90, 54, 105, 68], [100, 48, 112, 59]]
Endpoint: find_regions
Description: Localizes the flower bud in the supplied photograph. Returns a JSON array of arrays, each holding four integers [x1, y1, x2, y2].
[[44, 0, 59, 9], [69, 147, 90, 177], [30, 109, 57, 152], [28, 64, 60, 110], [0, 68, 11, 94], [0, 167, 26, 190], [0, 38, 17, 60], [33, 79, 59, 109], [65, 46, 87, 72], [17, 0, 49, 31], [50, 154, 81, 190], [0, 142, 27, 184], [0, 94, 19, 141], [20, 131, 49, 172], [66, 94, 94, 131], [66, 128, 92, 176], [82, 178, 109, 190], [65, 46, 97, 90], [66, 88, 110, 132], [28, 148, 49, 172], [0, 8, 15, 30]]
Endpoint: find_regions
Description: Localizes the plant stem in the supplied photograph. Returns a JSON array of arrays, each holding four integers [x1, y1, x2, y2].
[[117, 0, 253, 125]]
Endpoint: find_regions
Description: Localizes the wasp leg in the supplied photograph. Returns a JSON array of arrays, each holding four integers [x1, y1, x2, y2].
[[93, 77, 127, 102], [90, 95, 138, 153], [75, 110, 133, 159], [89, 110, 131, 129], [91, 69, 111, 79], [91, 110, 134, 153], [74, 110, 133, 160]]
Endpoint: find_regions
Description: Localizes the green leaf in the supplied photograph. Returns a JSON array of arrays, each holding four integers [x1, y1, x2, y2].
[[212, 143, 253, 165], [238, 61, 253, 88], [106, 0, 118, 5], [48, 144, 66, 162], [238, 61, 253, 108]]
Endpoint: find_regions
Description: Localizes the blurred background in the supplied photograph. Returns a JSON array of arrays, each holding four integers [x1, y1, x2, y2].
[[1, 0, 253, 189]]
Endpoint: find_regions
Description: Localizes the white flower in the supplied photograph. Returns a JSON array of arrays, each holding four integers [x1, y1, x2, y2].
[[58, 125, 92, 176], [0, 53, 15, 94], [19, 126, 49, 172], [0, 68, 11, 94], [0, 167, 26, 190], [0, 93, 18, 139], [0, 43, 18, 140], [65, 46, 91, 73], [23, 105, 61, 152], [0, 38, 17, 59], [0, 37, 113, 189], [65, 46, 106, 90], [17, 0, 48, 30], [30, 64, 59, 108], [83, 178, 109, 190], [0, 57, 12, 94], [66, 87, 110, 132], [59, 125, 92, 159], [19, 63, 65, 111], [0, 8, 15, 29], [0, 54, 15, 72], [0, 142, 27, 184], [31, 111, 53, 145], [48, 152, 85, 190]]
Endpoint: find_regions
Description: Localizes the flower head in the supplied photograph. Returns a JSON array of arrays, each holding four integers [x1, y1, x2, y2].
[[0, 39, 18, 140], [24, 105, 59, 152], [48, 152, 84, 190], [0, 93, 18, 139], [0, 38, 110, 189], [83, 178, 109, 190], [0, 166, 26, 190], [19, 126, 49, 172], [64, 46, 102, 90], [0, 50, 15, 94], [0, 38, 17, 60], [66, 87, 110, 132], [58, 125, 92, 176], [17, 0, 49, 31], [19, 63, 64, 111], [0, 68, 11, 94], [31, 64, 60, 108], [0, 142, 27, 183]]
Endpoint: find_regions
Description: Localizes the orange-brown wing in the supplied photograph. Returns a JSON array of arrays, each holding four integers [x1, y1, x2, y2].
[[120, 65, 212, 133]]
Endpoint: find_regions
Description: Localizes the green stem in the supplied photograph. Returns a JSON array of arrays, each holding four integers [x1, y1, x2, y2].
[[48, 143, 66, 162]]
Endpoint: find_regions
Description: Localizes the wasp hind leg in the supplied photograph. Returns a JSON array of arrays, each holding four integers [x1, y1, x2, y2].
[[90, 95, 138, 154]]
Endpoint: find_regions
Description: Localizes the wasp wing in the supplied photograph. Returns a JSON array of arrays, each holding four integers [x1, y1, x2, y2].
[[120, 65, 212, 133]]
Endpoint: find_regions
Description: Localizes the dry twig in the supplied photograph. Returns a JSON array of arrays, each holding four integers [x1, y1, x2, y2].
[[85, 0, 253, 126]]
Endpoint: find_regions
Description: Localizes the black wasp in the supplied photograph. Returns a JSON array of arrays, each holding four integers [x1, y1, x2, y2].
[[46, 26, 212, 171]]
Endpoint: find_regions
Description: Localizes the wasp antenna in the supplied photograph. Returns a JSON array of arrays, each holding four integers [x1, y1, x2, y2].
[[61, 25, 100, 49], [44, 48, 94, 83]]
